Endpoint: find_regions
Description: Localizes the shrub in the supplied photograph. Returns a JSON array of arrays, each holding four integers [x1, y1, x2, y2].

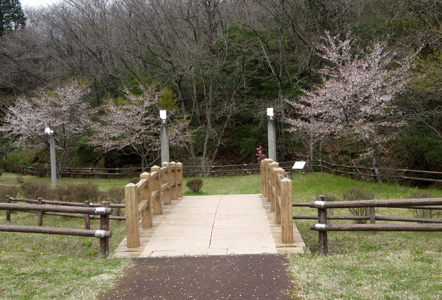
[[63, 184, 100, 203], [408, 190, 442, 221], [16, 175, 24, 184], [0, 185, 20, 199], [342, 187, 374, 224], [20, 182, 52, 199], [186, 178, 203, 192], [100, 187, 125, 216]]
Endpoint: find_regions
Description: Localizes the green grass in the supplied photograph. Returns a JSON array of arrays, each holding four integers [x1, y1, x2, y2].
[[0, 171, 441, 299]]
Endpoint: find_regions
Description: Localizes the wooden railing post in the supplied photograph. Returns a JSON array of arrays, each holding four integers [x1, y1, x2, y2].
[[100, 201, 110, 255], [177, 163, 183, 198], [37, 197, 43, 226], [125, 183, 140, 248], [161, 162, 171, 205], [281, 178, 294, 243], [5, 195, 11, 221], [269, 162, 279, 210], [170, 162, 178, 201], [151, 166, 162, 215], [84, 201, 90, 229], [317, 195, 328, 256], [274, 168, 285, 222], [140, 172, 152, 228], [261, 159, 271, 198]]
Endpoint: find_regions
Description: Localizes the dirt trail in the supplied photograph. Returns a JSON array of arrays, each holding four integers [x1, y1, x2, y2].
[[97, 255, 301, 300]]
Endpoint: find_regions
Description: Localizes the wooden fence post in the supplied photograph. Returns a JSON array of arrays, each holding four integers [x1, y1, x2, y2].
[[151, 166, 162, 215], [84, 201, 90, 229], [370, 207, 376, 235], [274, 169, 286, 223], [317, 195, 328, 256], [170, 162, 178, 201], [261, 159, 271, 198], [125, 183, 140, 248], [37, 197, 43, 226], [269, 162, 279, 210], [177, 163, 183, 198], [100, 201, 110, 255], [5, 195, 10, 221], [161, 162, 171, 205], [140, 172, 152, 228], [281, 178, 294, 243]]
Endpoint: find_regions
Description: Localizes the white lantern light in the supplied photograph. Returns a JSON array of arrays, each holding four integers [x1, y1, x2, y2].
[[267, 108, 274, 118], [44, 127, 53, 135], [160, 110, 167, 120]]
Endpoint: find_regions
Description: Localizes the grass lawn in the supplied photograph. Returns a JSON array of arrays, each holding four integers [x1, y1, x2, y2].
[[0, 171, 441, 299]]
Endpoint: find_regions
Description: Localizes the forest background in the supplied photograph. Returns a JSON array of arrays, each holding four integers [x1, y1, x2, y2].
[[0, 0, 441, 176]]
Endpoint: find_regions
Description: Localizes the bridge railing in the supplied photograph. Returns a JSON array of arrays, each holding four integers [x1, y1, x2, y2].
[[125, 162, 183, 248], [261, 159, 293, 243]]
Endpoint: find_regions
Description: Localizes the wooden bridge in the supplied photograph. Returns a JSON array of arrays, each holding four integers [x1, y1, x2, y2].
[[112, 160, 305, 258]]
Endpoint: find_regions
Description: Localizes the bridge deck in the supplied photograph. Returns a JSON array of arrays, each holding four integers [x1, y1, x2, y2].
[[112, 194, 305, 258]]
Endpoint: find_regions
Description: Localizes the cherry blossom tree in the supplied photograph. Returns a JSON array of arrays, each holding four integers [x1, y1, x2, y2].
[[0, 80, 90, 167], [88, 86, 191, 170], [286, 32, 419, 183]]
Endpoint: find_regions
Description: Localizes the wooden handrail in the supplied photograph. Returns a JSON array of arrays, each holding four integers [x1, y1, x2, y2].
[[260, 159, 293, 243], [125, 161, 184, 248]]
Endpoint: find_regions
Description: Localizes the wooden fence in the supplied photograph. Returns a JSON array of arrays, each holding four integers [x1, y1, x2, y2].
[[316, 160, 442, 185], [4, 196, 125, 226], [125, 162, 183, 248], [0, 201, 112, 255], [261, 159, 293, 243], [301, 196, 442, 256]]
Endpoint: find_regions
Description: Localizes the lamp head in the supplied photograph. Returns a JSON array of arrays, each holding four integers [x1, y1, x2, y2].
[[44, 127, 53, 135], [160, 110, 167, 123], [267, 107, 274, 120]]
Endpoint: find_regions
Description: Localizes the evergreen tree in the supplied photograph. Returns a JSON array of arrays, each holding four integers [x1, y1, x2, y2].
[[0, 0, 26, 37]]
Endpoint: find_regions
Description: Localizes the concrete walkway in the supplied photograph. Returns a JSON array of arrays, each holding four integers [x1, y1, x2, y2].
[[141, 195, 276, 257], [112, 194, 305, 258]]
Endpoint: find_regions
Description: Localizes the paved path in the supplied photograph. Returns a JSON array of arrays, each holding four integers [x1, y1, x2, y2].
[[112, 194, 305, 258], [141, 195, 276, 257]]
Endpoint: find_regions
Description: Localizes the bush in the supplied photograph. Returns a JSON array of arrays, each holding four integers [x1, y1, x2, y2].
[[342, 187, 374, 224], [100, 187, 125, 216], [408, 190, 442, 221], [16, 175, 24, 184], [186, 178, 203, 192], [0, 185, 20, 199], [20, 182, 52, 199], [62, 184, 100, 202]]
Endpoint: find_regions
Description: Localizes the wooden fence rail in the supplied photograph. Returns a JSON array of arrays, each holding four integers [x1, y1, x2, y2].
[[0, 201, 112, 255], [261, 158, 293, 243], [5, 197, 125, 226], [125, 162, 183, 248], [308, 196, 442, 256]]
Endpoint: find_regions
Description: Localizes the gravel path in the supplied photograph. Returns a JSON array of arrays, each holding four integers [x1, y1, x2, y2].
[[97, 255, 300, 300]]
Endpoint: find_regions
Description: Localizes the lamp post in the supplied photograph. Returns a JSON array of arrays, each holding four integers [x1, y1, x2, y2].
[[160, 110, 170, 163], [45, 127, 57, 187], [267, 108, 276, 161]]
